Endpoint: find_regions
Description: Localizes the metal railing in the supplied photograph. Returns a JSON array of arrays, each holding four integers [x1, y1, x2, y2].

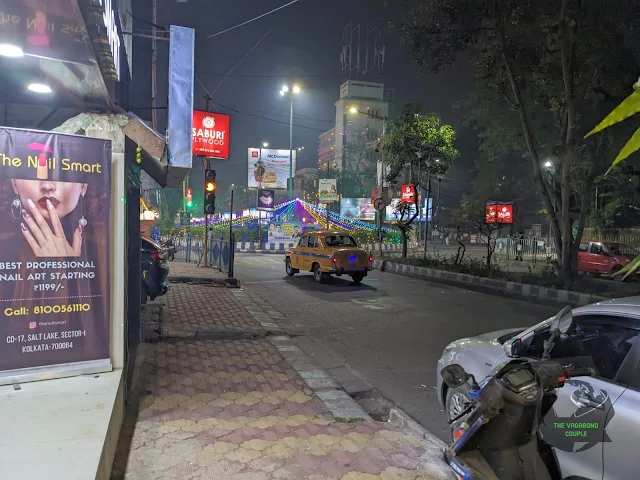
[[493, 237, 558, 263], [162, 235, 235, 275]]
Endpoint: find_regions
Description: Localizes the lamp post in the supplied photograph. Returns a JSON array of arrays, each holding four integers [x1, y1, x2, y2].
[[544, 160, 556, 244], [280, 84, 302, 199], [257, 142, 268, 247]]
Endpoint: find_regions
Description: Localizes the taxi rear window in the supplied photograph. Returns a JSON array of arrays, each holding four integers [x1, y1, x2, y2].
[[325, 235, 357, 247]]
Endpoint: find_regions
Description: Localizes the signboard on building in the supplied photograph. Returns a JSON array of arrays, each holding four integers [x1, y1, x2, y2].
[[340, 198, 375, 220], [248, 148, 297, 189], [257, 188, 275, 211], [318, 179, 337, 203], [485, 202, 514, 224], [0, 128, 112, 380], [192, 111, 230, 158]]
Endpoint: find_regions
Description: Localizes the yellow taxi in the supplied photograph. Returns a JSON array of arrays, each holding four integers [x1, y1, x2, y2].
[[284, 230, 374, 285]]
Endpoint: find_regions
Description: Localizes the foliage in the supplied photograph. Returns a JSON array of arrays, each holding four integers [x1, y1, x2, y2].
[[399, 0, 638, 284], [452, 198, 502, 269], [586, 79, 640, 171], [380, 102, 459, 257]]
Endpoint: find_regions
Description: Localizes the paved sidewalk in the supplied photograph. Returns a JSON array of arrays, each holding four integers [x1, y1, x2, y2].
[[113, 286, 451, 480], [168, 261, 232, 283]]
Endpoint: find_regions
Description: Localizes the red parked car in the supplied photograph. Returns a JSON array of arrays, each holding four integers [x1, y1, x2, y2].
[[578, 241, 639, 275]]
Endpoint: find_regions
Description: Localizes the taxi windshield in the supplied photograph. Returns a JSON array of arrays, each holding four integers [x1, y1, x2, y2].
[[325, 235, 358, 247]]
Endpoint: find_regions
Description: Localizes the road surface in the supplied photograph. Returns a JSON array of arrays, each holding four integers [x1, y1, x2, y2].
[[233, 253, 558, 441]]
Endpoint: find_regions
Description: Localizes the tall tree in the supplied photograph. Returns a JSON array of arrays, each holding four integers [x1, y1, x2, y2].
[[380, 102, 459, 257], [400, 0, 637, 283]]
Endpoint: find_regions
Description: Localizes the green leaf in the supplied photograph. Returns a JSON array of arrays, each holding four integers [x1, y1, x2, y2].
[[585, 90, 640, 138], [605, 126, 640, 175], [615, 255, 640, 281]]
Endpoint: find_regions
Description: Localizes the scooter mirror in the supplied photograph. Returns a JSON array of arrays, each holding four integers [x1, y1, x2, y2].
[[441, 364, 469, 388], [503, 338, 523, 358], [550, 305, 573, 335]]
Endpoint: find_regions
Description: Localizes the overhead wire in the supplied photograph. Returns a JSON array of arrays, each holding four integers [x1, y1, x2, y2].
[[204, 0, 300, 39]]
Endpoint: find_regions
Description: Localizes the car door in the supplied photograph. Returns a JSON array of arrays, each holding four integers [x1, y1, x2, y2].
[[577, 242, 590, 272], [589, 242, 611, 274], [532, 316, 639, 480], [601, 337, 640, 480], [305, 235, 318, 270], [293, 235, 308, 270]]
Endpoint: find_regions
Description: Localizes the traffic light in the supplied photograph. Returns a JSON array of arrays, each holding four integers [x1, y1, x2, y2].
[[204, 169, 216, 214], [185, 188, 193, 208], [136, 145, 142, 164]]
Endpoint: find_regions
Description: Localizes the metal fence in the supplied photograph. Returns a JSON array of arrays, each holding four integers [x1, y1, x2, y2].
[[163, 235, 235, 275], [493, 237, 558, 263]]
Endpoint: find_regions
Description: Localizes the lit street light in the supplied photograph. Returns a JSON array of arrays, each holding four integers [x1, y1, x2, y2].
[[279, 84, 302, 199], [544, 160, 553, 168], [263, 142, 269, 148]]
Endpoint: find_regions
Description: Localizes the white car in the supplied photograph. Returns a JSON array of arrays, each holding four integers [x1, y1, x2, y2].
[[436, 297, 640, 480]]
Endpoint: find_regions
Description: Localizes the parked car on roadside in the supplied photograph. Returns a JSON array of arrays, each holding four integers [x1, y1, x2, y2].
[[141, 237, 169, 304], [578, 240, 638, 276], [436, 297, 640, 480]]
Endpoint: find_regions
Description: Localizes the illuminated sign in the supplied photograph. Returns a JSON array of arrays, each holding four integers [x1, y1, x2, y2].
[[99, 0, 121, 80]]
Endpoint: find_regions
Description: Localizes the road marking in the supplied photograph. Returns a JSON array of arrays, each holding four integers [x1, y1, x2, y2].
[[350, 298, 395, 310]]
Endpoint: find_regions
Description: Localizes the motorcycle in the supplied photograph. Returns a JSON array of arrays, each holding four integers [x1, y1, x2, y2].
[[440, 306, 594, 480], [162, 239, 177, 261]]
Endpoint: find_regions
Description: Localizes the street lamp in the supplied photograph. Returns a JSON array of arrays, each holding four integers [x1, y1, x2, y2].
[[279, 83, 302, 199], [543, 160, 556, 243], [263, 142, 269, 148]]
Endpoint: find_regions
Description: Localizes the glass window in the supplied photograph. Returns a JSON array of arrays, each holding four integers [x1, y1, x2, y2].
[[578, 242, 589, 253], [608, 243, 639, 257], [298, 236, 308, 247], [526, 315, 640, 381], [324, 235, 358, 247], [590, 243, 605, 255], [308, 236, 318, 248]]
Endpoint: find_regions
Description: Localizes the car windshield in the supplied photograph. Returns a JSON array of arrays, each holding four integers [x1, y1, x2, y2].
[[607, 243, 639, 257], [324, 235, 358, 247]]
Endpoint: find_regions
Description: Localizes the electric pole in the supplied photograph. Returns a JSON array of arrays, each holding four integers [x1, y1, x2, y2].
[[203, 93, 212, 268]]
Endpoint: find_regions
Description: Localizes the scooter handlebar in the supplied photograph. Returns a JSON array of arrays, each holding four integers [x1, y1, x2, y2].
[[565, 366, 597, 378]]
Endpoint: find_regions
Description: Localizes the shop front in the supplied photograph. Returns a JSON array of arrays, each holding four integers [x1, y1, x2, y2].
[[0, 1, 192, 478]]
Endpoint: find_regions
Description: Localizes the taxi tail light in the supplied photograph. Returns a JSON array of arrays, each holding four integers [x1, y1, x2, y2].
[[332, 256, 338, 263], [369, 255, 374, 262], [151, 249, 163, 263]]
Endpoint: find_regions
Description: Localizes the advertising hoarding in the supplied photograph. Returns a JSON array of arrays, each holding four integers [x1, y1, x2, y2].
[[400, 184, 416, 203], [318, 179, 338, 203], [192, 111, 230, 158], [267, 222, 303, 243], [486, 203, 514, 224], [257, 188, 275, 211], [0, 128, 111, 377], [340, 198, 375, 220], [248, 148, 297, 189], [386, 198, 433, 221]]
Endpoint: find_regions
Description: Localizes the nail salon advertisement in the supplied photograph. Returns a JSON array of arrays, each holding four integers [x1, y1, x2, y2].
[[0, 128, 111, 376]]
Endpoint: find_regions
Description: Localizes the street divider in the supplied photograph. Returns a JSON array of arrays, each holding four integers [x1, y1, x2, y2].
[[374, 260, 605, 308]]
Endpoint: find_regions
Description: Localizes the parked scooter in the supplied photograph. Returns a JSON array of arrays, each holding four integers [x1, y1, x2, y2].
[[162, 239, 177, 261], [440, 307, 594, 480]]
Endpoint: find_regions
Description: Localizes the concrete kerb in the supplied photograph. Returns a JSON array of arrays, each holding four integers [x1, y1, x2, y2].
[[375, 260, 605, 308], [168, 275, 241, 288]]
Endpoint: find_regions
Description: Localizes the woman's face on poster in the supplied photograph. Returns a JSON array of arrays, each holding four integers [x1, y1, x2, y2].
[[12, 179, 87, 221]]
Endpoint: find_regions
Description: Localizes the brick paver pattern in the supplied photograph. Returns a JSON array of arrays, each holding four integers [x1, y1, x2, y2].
[[168, 262, 228, 281], [163, 284, 264, 336], [113, 338, 440, 480]]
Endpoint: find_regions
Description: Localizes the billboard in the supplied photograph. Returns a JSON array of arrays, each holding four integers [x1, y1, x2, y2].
[[486, 202, 514, 224], [340, 198, 375, 220], [192, 111, 230, 158], [248, 148, 297, 189], [267, 222, 303, 243], [386, 198, 433, 221], [318, 179, 338, 203], [257, 189, 275, 211], [0, 128, 111, 377], [401, 184, 416, 203]]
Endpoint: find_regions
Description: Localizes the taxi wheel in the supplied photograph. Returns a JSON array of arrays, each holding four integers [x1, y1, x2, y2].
[[351, 273, 364, 285], [285, 258, 296, 276], [313, 263, 328, 283]]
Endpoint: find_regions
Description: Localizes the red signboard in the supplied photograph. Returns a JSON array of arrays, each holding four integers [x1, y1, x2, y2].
[[486, 203, 514, 224], [401, 184, 416, 203], [192, 111, 230, 158]]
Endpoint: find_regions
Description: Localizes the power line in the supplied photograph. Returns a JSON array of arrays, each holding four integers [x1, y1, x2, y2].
[[204, 0, 300, 39]]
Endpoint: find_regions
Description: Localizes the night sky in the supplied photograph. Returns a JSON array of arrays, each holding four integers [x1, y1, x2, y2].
[[131, 0, 475, 207]]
